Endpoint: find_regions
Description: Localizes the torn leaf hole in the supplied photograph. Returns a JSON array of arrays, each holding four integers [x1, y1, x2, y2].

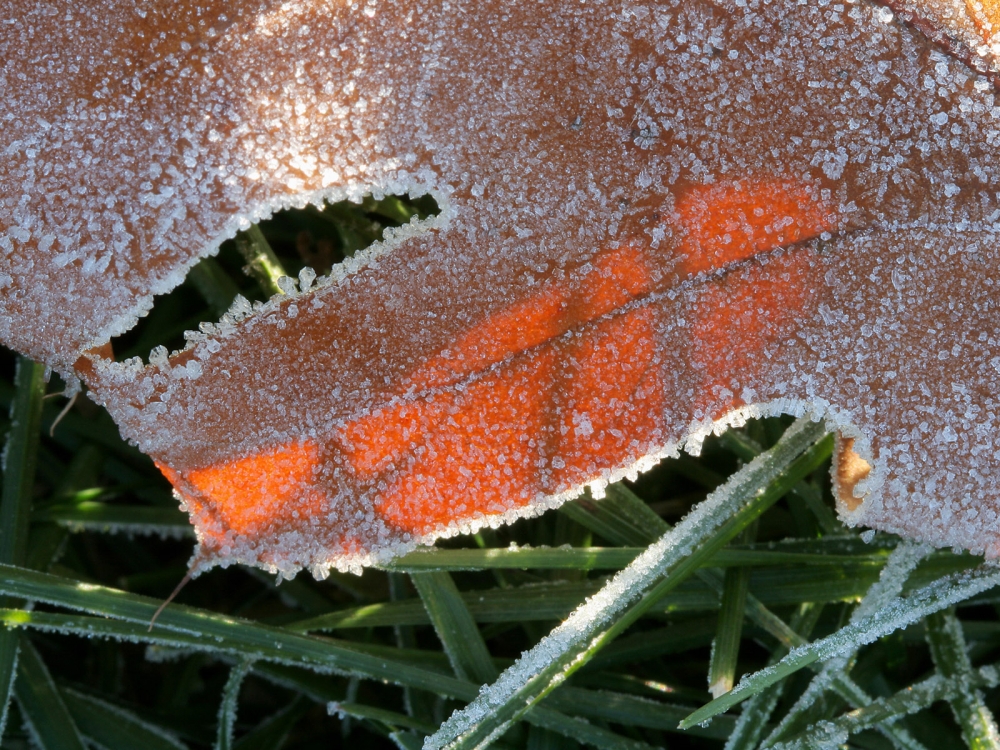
[[834, 436, 873, 512], [109, 192, 440, 365]]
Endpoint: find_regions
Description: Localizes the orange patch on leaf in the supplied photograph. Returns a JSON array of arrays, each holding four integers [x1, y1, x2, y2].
[[553, 307, 664, 484], [174, 441, 327, 537], [677, 179, 835, 276], [690, 253, 815, 412], [406, 285, 568, 391], [370, 350, 557, 535], [574, 243, 654, 322]]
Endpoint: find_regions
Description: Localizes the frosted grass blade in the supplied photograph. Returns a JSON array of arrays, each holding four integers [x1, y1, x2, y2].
[[61, 687, 188, 750], [33, 501, 193, 538], [724, 603, 823, 750], [708, 522, 755, 697], [775, 660, 1000, 749], [0, 564, 474, 699], [216, 658, 252, 750], [761, 541, 932, 750], [232, 695, 309, 750], [13, 636, 87, 750], [425, 415, 829, 750], [925, 609, 1000, 749], [0, 591, 646, 748], [328, 700, 438, 734], [0, 357, 46, 741], [387, 545, 885, 571], [234, 225, 287, 297], [544, 686, 735, 739], [411, 571, 498, 684], [681, 562, 1000, 728], [549, 460, 845, 654]]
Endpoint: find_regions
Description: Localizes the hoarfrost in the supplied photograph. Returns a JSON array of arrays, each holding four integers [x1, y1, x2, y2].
[[4, 0, 1000, 577]]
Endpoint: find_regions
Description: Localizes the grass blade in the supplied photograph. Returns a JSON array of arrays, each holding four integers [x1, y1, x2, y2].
[[0, 576, 649, 750], [235, 225, 287, 297], [411, 571, 498, 684], [426, 415, 829, 750], [681, 562, 1000, 728], [761, 541, 933, 750], [925, 608, 1000, 749], [708, 521, 756, 697], [232, 695, 309, 750], [216, 658, 253, 750], [61, 687, 188, 750], [777, 659, 1000, 749], [0, 357, 46, 740], [13, 636, 87, 750], [328, 700, 438, 735], [0, 563, 473, 699], [724, 603, 823, 750]]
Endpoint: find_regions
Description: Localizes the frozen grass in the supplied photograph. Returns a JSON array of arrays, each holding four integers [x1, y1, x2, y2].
[[0, 198, 999, 749]]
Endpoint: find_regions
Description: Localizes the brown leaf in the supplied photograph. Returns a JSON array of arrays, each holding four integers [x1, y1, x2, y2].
[[4, 0, 1000, 575]]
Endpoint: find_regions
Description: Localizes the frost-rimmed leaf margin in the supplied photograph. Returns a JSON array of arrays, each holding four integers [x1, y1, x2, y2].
[[425, 414, 830, 750]]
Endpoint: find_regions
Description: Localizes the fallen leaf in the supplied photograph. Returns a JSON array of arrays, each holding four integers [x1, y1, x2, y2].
[[4, 0, 1000, 576]]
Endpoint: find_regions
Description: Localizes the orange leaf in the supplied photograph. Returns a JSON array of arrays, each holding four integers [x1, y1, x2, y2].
[[4, 0, 1000, 575]]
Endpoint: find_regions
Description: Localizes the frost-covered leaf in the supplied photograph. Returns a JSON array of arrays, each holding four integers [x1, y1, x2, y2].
[[5, 0, 1000, 577]]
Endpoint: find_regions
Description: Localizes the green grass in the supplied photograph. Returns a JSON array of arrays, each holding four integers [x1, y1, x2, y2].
[[0, 196, 999, 749]]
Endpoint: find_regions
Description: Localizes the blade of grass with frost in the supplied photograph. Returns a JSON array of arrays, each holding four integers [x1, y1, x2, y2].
[[925, 608, 1000, 749], [388, 544, 886, 571], [329, 700, 439, 735], [776, 659, 1000, 749], [5, 603, 695, 727], [267, 552, 927, 632], [554, 465, 839, 653], [424, 415, 829, 750], [0, 357, 46, 740], [34, 501, 193, 537], [681, 561, 1000, 728], [708, 521, 756, 698], [392, 731, 426, 750], [0, 564, 475, 698], [13, 636, 87, 750], [411, 571, 498, 684], [717, 428, 841, 534], [234, 224, 287, 297], [60, 688, 187, 750], [232, 695, 309, 750], [544, 685, 735, 739], [216, 658, 252, 750], [761, 541, 932, 750], [516, 708, 655, 750], [724, 603, 824, 750], [0, 603, 647, 748], [389, 572, 437, 723]]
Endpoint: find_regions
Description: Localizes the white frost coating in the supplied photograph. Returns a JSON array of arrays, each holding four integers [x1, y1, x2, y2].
[[851, 541, 933, 623], [720, 563, 1000, 718], [761, 541, 932, 747], [0, 645, 16, 743], [424, 416, 826, 750], [10, 0, 1000, 580]]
